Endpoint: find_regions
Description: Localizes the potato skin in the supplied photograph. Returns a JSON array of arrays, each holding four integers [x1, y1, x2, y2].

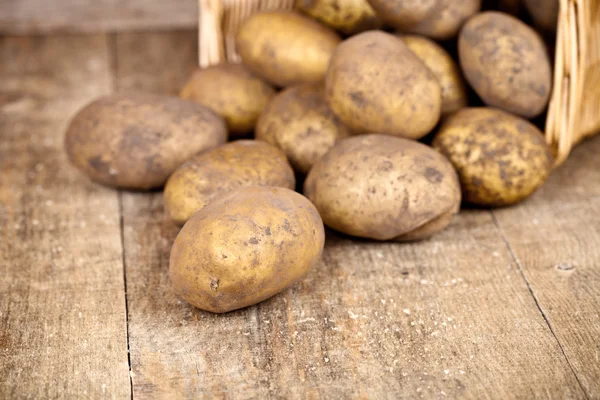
[[296, 0, 381, 35], [256, 84, 351, 174], [402, 35, 468, 116], [180, 64, 276, 137], [366, 0, 437, 28], [432, 107, 554, 207], [169, 186, 325, 313], [459, 12, 552, 118], [236, 11, 341, 87], [401, 0, 481, 40], [304, 134, 461, 241], [325, 31, 441, 139], [164, 140, 296, 225], [65, 93, 227, 189]]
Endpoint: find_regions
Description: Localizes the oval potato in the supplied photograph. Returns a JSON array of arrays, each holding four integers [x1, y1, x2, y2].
[[402, 35, 468, 116], [164, 140, 296, 225], [432, 107, 554, 206], [401, 0, 481, 40], [325, 31, 441, 139], [180, 64, 276, 137], [256, 84, 351, 174], [459, 11, 552, 118], [170, 186, 325, 313], [304, 134, 461, 241], [236, 11, 341, 87], [65, 93, 227, 189], [296, 0, 381, 35]]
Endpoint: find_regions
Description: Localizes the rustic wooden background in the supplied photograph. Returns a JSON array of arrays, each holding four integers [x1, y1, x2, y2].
[[1, 18, 599, 400], [0, 0, 198, 34]]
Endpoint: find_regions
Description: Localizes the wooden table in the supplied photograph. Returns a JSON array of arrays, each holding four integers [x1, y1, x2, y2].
[[1, 30, 599, 399]]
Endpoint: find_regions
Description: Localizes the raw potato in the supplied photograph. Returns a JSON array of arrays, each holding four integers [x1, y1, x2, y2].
[[325, 31, 441, 139], [402, 35, 468, 116], [524, 0, 558, 31], [304, 134, 461, 241], [170, 186, 325, 313], [367, 0, 437, 28], [236, 11, 341, 87], [459, 11, 552, 118], [65, 93, 227, 189], [180, 64, 275, 137], [256, 84, 351, 174], [164, 140, 296, 225], [432, 107, 554, 207], [401, 0, 481, 40], [296, 0, 381, 34]]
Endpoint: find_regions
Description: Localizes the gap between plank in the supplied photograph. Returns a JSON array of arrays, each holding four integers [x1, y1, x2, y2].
[[108, 32, 134, 400], [490, 211, 589, 399], [119, 192, 134, 400]]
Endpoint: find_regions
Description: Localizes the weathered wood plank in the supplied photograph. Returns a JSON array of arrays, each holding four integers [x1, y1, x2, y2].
[[0, 0, 198, 35], [114, 30, 585, 398], [0, 35, 131, 398], [492, 134, 600, 397]]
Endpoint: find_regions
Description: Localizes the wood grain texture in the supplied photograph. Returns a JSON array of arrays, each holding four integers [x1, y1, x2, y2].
[[0, 35, 131, 398], [0, 0, 198, 34], [114, 30, 585, 399], [492, 134, 600, 397]]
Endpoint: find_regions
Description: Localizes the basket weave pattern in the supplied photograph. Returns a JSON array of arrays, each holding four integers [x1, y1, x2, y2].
[[198, 0, 599, 165]]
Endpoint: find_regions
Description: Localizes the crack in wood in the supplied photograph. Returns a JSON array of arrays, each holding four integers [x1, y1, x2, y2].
[[490, 211, 590, 400]]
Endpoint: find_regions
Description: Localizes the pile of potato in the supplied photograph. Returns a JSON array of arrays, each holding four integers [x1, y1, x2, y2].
[[65, 0, 556, 313]]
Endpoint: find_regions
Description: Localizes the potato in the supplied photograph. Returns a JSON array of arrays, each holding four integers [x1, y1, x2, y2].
[[164, 140, 296, 225], [65, 93, 227, 189], [432, 107, 554, 206], [256, 84, 351, 174], [180, 64, 275, 137], [401, 0, 481, 40], [459, 12, 552, 118], [304, 134, 461, 241], [236, 11, 341, 87], [170, 186, 325, 313], [524, 0, 558, 31], [366, 0, 437, 28], [296, 0, 381, 35], [402, 35, 468, 116], [325, 31, 441, 139]]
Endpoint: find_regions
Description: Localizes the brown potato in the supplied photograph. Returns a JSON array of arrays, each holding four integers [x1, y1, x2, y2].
[[523, 0, 558, 31], [402, 35, 468, 116], [296, 0, 381, 35], [432, 107, 554, 207], [236, 11, 341, 87], [325, 31, 441, 139], [164, 140, 296, 225], [401, 0, 481, 40], [366, 0, 437, 28], [180, 64, 276, 137], [304, 134, 461, 241], [170, 186, 325, 313], [65, 93, 227, 190], [459, 11, 552, 118], [256, 84, 351, 175]]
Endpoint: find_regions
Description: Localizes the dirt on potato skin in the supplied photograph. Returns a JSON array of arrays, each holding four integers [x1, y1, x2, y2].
[[256, 83, 351, 175], [169, 186, 325, 314], [458, 11, 552, 118], [65, 92, 227, 190], [304, 134, 461, 241], [432, 107, 554, 207]]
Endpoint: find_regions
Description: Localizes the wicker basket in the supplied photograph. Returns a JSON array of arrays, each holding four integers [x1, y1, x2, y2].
[[198, 0, 599, 165]]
